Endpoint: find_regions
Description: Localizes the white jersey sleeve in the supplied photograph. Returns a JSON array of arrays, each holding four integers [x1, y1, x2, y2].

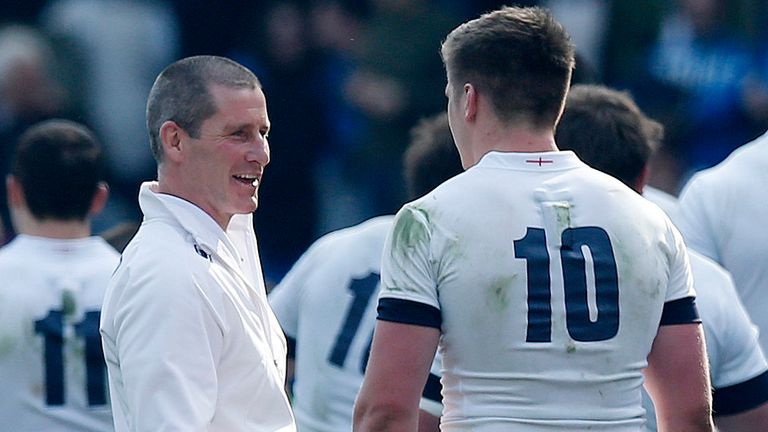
[[379, 205, 440, 323], [662, 220, 697, 307], [691, 251, 768, 415]]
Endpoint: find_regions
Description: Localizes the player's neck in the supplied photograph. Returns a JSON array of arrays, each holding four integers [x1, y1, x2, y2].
[[467, 121, 558, 166], [17, 218, 92, 239]]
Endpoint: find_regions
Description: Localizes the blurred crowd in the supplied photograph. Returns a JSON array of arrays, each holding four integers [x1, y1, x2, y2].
[[1, 0, 768, 284]]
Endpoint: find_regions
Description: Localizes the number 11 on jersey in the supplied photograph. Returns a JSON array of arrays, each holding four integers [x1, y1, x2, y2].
[[35, 310, 107, 406]]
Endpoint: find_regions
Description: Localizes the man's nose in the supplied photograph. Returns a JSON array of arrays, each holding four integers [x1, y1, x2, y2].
[[246, 137, 270, 166]]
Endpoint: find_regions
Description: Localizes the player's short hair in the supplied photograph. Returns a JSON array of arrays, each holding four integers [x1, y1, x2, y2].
[[403, 112, 464, 199], [441, 6, 575, 129], [11, 119, 104, 221], [146, 55, 261, 163], [556, 84, 663, 187]]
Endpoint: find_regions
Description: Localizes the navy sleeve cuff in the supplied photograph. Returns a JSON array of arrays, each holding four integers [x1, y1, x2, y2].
[[714, 370, 768, 416], [660, 296, 701, 325], [377, 298, 441, 329], [422, 372, 442, 403]]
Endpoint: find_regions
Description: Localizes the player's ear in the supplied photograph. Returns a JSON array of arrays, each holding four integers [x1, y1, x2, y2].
[[464, 83, 477, 122], [5, 175, 26, 209], [159, 120, 186, 163], [88, 181, 110, 217]]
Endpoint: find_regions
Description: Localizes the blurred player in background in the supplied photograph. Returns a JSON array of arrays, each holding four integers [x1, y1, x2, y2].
[[0, 119, 118, 431], [675, 128, 768, 356], [269, 112, 462, 432], [557, 83, 768, 432], [355, 6, 713, 431]]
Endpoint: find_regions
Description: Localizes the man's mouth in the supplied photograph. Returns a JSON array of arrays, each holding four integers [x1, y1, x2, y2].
[[233, 174, 259, 187]]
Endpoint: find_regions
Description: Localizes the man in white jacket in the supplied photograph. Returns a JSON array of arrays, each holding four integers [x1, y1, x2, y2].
[[100, 55, 295, 432]]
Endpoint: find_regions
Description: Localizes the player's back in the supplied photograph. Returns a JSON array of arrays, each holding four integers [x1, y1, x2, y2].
[[382, 151, 693, 431], [0, 234, 119, 431], [677, 131, 768, 352], [269, 216, 393, 432]]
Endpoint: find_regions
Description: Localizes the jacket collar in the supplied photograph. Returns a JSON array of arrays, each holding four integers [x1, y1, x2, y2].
[[137, 182, 261, 280]]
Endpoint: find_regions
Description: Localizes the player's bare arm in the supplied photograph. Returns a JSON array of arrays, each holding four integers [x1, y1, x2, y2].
[[645, 323, 714, 432], [354, 321, 440, 432]]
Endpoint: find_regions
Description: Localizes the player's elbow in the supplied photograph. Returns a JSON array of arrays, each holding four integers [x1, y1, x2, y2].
[[659, 403, 714, 432], [353, 395, 414, 432]]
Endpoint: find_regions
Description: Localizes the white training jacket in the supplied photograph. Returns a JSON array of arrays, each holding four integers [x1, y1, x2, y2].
[[100, 182, 295, 432]]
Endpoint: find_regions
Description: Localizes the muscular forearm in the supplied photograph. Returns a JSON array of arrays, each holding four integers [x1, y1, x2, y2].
[[354, 401, 418, 432]]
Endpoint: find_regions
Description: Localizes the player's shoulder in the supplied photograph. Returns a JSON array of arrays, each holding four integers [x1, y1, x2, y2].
[[688, 250, 736, 300], [0, 239, 38, 290], [643, 186, 680, 219], [308, 215, 394, 255], [685, 132, 768, 190], [579, 165, 666, 214], [326, 215, 394, 243], [80, 236, 122, 267], [0, 238, 24, 267]]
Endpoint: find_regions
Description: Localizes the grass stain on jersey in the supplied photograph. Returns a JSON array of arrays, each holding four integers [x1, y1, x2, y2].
[[566, 341, 577, 353], [391, 206, 430, 257], [553, 202, 572, 229], [0, 335, 15, 357], [62, 290, 77, 317], [487, 276, 515, 311]]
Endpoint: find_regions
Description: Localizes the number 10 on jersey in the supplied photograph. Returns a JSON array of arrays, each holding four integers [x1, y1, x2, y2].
[[514, 226, 620, 343]]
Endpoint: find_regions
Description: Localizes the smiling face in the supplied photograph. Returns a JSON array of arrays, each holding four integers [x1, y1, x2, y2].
[[173, 84, 270, 228]]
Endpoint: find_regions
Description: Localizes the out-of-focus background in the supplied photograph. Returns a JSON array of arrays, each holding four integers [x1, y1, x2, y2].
[[2, 0, 768, 284]]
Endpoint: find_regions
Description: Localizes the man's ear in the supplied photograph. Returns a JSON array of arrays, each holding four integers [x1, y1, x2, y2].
[[159, 120, 186, 163], [88, 182, 109, 217], [464, 83, 477, 122], [6, 175, 25, 209]]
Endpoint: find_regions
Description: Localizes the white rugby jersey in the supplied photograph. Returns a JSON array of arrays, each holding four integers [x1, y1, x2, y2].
[[677, 130, 768, 353], [379, 151, 697, 431], [269, 216, 443, 432], [0, 234, 119, 431]]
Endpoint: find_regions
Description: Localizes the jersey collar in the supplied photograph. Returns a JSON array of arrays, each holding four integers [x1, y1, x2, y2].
[[475, 150, 584, 171]]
